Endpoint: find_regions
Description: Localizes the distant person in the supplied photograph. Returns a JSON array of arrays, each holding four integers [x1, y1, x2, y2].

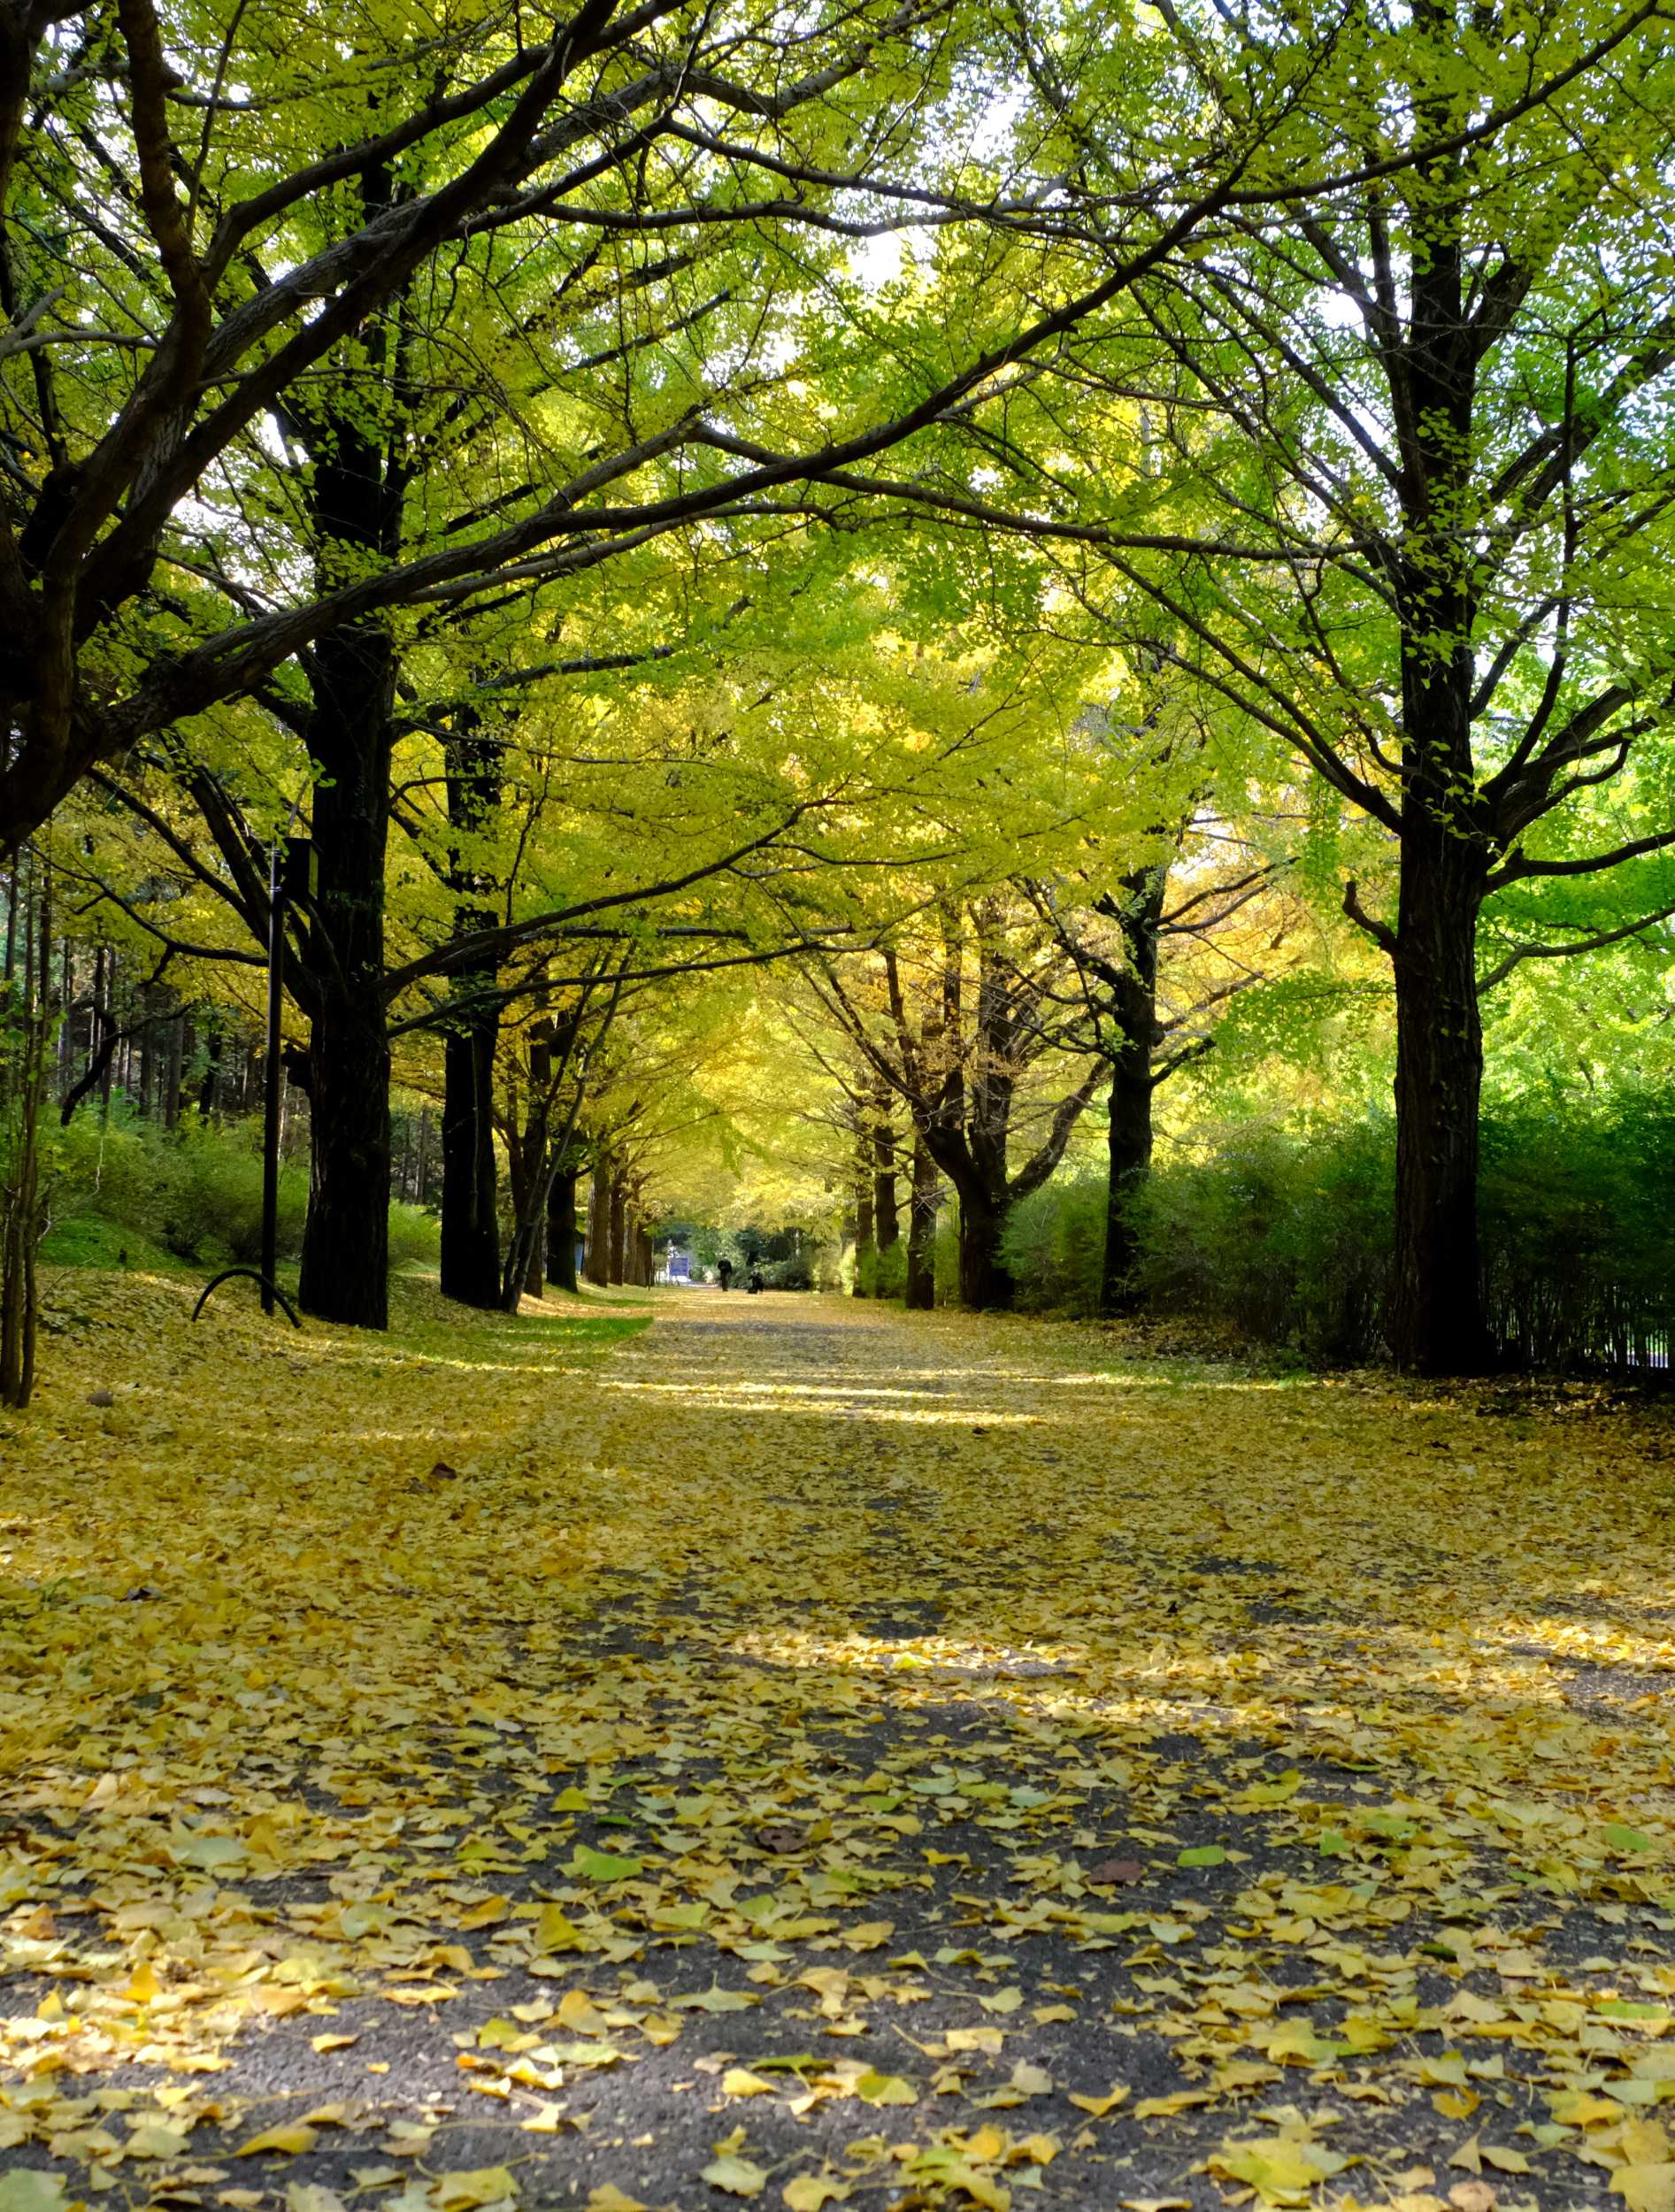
[[718, 1258, 734, 1292], [748, 1266, 765, 1294]]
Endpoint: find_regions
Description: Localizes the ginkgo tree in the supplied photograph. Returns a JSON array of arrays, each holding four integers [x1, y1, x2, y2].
[[868, 0, 1675, 1368]]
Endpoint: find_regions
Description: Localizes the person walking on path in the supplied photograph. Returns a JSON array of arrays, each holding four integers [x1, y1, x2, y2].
[[718, 1258, 734, 1292]]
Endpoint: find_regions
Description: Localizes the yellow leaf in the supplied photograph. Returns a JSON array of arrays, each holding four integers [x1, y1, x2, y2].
[[1480, 2147, 1530, 2176], [235, 2124, 319, 2156], [1069, 2085, 1129, 2118], [1209, 2136, 1351, 2207], [842, 1922, 894, 1950], [934, 2163, 1008, 2212], [946, 2027, 1003, 2055], [978, 1988, 1023, 2015], [534, 1904, 584, 1953], [557, 1989, 611, 2035], [1614, 2165, 1675, 2212], [459, 1895, 509, 1931], [783, 2181, 850, 2212], [125, 1960, 160, 2005], [722, 2070, 777, 2098], [587, 2191, 647, 2212], [1552, 2092, 1625, 2127], [310, 2033, 358, 2054], [1134, 2091, 1210, 2119], [703, 2155, 768, 2197], [433, 2168, 517, 2210]]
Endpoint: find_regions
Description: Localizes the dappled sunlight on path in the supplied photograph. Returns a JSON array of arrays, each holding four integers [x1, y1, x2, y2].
[[0, 1280, 1671, 2212]]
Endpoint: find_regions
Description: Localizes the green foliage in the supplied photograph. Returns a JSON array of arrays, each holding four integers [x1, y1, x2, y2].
[[760, 1253, 818, 1292], [1004, 1094, 1675, 1371], [1131, 1122, 1393, 1363], [388, 1203, 443, 1273], [49, 1112, 431, 1277], [854, 1240, 907, 1300], [1001, 1180, 1109, 1317], [932, 1210, 962, 1307]]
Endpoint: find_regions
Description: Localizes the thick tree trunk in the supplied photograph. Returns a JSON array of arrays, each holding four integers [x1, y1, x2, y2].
[[1102, 1046, 1154, 1317], [296, 616, 396, 1329], [608, 1176, 626, 1284], [956, 1188, 1011, 1310], [547, 1166, 579, 1292], [441, 1012, 500, 1305], [1390, 832, 1488, 1374], [904, 1136, 939, 1310], [439, 710, 502, 1307], [1384, 196, 1493, 1378], [1094, 864, 1166, 1317], [298, 978, 391, 1326], [585, 1157, 611, 1285]]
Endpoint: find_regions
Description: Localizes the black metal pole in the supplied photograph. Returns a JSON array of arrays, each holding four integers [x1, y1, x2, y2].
[[260, 845, 285, 1316]]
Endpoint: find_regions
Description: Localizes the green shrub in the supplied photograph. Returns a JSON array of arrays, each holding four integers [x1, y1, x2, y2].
[[853, 1238, 907, 1299], [50, 1110, 430, 1279], [762, 1254, 815, 1289], [388, 1201, 442, 1271], [159, 1120, 309, 1263], [999, 1092, 1675, 1371], [1001, 1177, 1107, 1316]]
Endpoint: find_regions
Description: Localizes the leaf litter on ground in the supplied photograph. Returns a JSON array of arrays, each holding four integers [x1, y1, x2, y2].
[[0, 1272, 1671, 2212]]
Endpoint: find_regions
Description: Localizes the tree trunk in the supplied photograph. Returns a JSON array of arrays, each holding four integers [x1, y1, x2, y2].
[[440, 1014, 499, 1304], [872, 1094, 898, 1287], [439, 710, 502, 1307], [1390, 832, 1488, 1374], [1099, 872, 1164, 1317], [608, 1175, 626, 1284], [851, 1133, 874, 1296], [955, 1187, 1011, 1310], [1102, 1047, 1154, 1316], [904, 1135, 938, 1310], [1384, 189, 1492, 1377], [547, 1165, 579, 1292], [197, 1009, 219, 1119], [293, 161, 407, 1332], [296, 620, 396, 1330], [585, 1157, 611, 1285], [297, 962, 391, 1327]]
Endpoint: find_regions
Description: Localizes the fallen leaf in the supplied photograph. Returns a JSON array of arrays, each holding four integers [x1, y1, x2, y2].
[[703, 2155, 768, 2198], [782, 2180, 850, 2211], [235, 2125, 319, 2157]]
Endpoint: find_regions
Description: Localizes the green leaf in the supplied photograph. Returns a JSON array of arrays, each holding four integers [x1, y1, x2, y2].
[[570, 1844, 643, 1882]]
